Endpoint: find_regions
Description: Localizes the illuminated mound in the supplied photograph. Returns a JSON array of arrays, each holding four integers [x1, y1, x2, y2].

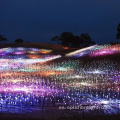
[[65, 44, 120, 58], [0, 47, 53, 59], [0, 46, 120, 115]]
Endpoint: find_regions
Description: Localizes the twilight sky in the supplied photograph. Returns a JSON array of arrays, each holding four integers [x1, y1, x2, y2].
[[0, 0, 120, 44]]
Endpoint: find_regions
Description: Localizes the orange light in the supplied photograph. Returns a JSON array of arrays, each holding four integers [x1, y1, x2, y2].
[[27, 55, 41, 59], [39, 49, 52, 54]]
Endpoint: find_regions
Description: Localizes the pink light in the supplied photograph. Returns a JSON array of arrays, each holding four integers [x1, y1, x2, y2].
[[0, 85, 58, 94]]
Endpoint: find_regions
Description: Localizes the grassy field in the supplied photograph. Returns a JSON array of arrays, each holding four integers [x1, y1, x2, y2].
[[0, 43, 120, 120]]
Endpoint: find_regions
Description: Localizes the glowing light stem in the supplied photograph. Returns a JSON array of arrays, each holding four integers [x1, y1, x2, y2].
[[65, 45, 97, 57]]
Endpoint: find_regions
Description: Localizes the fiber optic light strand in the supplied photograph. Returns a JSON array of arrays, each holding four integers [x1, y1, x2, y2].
[[65, 45, 97, 57]]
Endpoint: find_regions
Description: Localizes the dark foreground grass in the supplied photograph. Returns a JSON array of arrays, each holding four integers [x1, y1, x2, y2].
[[1, 115, 120, 120]]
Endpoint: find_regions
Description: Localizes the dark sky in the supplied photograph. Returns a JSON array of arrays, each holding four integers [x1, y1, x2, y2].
[[0, 0, 120, 44]]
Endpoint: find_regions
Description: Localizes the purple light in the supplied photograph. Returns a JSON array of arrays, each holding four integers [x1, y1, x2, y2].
[[13, 51, 26, 55], [0, 52, 9, 56], [28, 48, 39, 51]]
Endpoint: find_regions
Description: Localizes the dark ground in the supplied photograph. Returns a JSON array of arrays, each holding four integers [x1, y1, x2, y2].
[[1, 115, 120, 120]]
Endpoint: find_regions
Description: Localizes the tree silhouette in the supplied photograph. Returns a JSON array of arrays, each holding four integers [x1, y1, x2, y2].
[[14, 39, 24, 43], [60, 32, 74, 47], [51, 32, 96, 48], [80, 33, 95, 47], [0, 35, 7, 42], [71, 35, 83, 48], [116, 23, 120, 40], [51, 32, 74, 47], [51, 36, 61, 45]]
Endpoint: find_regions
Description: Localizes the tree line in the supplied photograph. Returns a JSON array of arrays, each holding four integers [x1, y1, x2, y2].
[[51, 32, 96, 48], [0, 36, 24, 43], [0, 23, 120, 48]]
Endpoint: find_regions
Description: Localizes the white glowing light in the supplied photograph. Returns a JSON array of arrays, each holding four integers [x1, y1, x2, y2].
[[67, 75, 83, 79], [87, 70, 105, 74], [92, 70, 102, 74], [0, 55, 61, 64], [101, 100, 109, 104], [65, 45, 97, 57], [80, 82, 92, 86]]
